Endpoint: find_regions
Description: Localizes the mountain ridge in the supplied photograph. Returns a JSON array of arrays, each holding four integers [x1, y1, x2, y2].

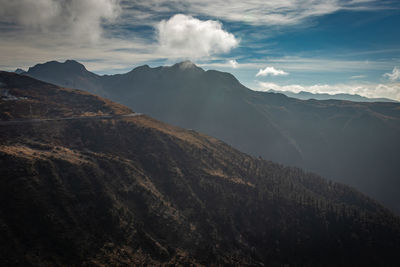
[[268, 89, 398, 103], [20, 60, 400, 214], [1, 72, 400, 266], [22, 59, 399, 102]]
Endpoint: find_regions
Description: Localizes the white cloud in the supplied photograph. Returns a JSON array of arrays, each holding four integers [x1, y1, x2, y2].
[[228, 59, 239, 68], [156, 14, 238, 59], [256, 67, 288, 77], [350, 75, 366, 79], [257, 81, 400, 101], [384, 67, 400, 81], [0, 0, 121, 42]]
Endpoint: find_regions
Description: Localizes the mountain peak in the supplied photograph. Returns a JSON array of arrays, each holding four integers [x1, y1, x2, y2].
[[134, 64, 150, 70], [64, 59, 84, 67], [172, 60, 204, 72], [14, 68, 25, 74], [27, 59, 88, 75], [176, 60, 195, 67]]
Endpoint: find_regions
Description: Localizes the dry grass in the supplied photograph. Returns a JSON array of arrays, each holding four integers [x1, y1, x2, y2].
[[0, 145, 90, 165], [125, 115, 219, 149]]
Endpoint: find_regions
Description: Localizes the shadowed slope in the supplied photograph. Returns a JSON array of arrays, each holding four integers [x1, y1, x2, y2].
[[1, 72, 400, 266], [0, 70, 130, 120]]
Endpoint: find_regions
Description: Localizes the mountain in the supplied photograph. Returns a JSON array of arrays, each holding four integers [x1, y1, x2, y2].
[[23, 60, 400, 214], [26, 60, 105, 96], [1, 71, 400, 266], [14, 68, 26, 75], [268, 89, 399, 103]]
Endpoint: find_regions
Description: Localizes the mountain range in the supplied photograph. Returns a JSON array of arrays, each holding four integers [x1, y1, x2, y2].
[[1, 71, 400, 266], [267, 89, 398, 103], [20, 60, 400, 214]]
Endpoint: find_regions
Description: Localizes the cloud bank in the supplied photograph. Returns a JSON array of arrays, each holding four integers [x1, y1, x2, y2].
[[0, 0, 121, 42], [156, 14, 238, 59], [256, 67, 288, 77]]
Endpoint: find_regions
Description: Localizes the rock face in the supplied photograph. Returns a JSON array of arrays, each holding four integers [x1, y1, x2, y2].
[[24, 60, 400, 214], [1, 72, 400, 266]]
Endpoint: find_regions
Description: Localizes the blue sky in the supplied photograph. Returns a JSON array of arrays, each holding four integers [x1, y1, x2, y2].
[[1, 0, 399, 99]]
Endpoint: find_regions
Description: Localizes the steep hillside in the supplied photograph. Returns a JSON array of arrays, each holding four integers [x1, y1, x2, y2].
[[0, 71, 130, 120], [1, 72, 400, 266], [23, 60, 400, 213]]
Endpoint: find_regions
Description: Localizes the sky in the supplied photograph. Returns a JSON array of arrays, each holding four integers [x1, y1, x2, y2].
[[1, 0, 400, 100]]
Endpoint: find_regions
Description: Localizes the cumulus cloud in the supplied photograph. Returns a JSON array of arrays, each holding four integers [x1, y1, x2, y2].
[[0, 0, 121, 42], [156, 14, 238, 59], [228, 59, 239, 68], [257, 81, 400, 101], [384, 67, 400, 81], [256, 67, 288, 77]]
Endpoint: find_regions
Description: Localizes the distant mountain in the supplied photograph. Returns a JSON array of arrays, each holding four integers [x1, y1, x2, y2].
[[23, 60, 400, 214], [1, 72, 400, 266], [26, 60, 105, 96], [14, 68, 25, 74], [268, 89, 399, 103]]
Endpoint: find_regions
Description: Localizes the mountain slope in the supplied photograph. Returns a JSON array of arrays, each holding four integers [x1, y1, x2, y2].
[[23, 60, 400, 214], [0, 71, 130, 121], [103, 62, 304, 166], [1, 72, 400, 266]]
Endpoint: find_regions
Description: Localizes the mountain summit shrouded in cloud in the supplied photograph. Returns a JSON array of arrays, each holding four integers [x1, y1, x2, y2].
[[1, 0, 399, 100]]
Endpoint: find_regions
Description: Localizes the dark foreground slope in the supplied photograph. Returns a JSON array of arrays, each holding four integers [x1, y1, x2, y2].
[[1, 72, 400, 266], [24, 60, 400, 214]]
